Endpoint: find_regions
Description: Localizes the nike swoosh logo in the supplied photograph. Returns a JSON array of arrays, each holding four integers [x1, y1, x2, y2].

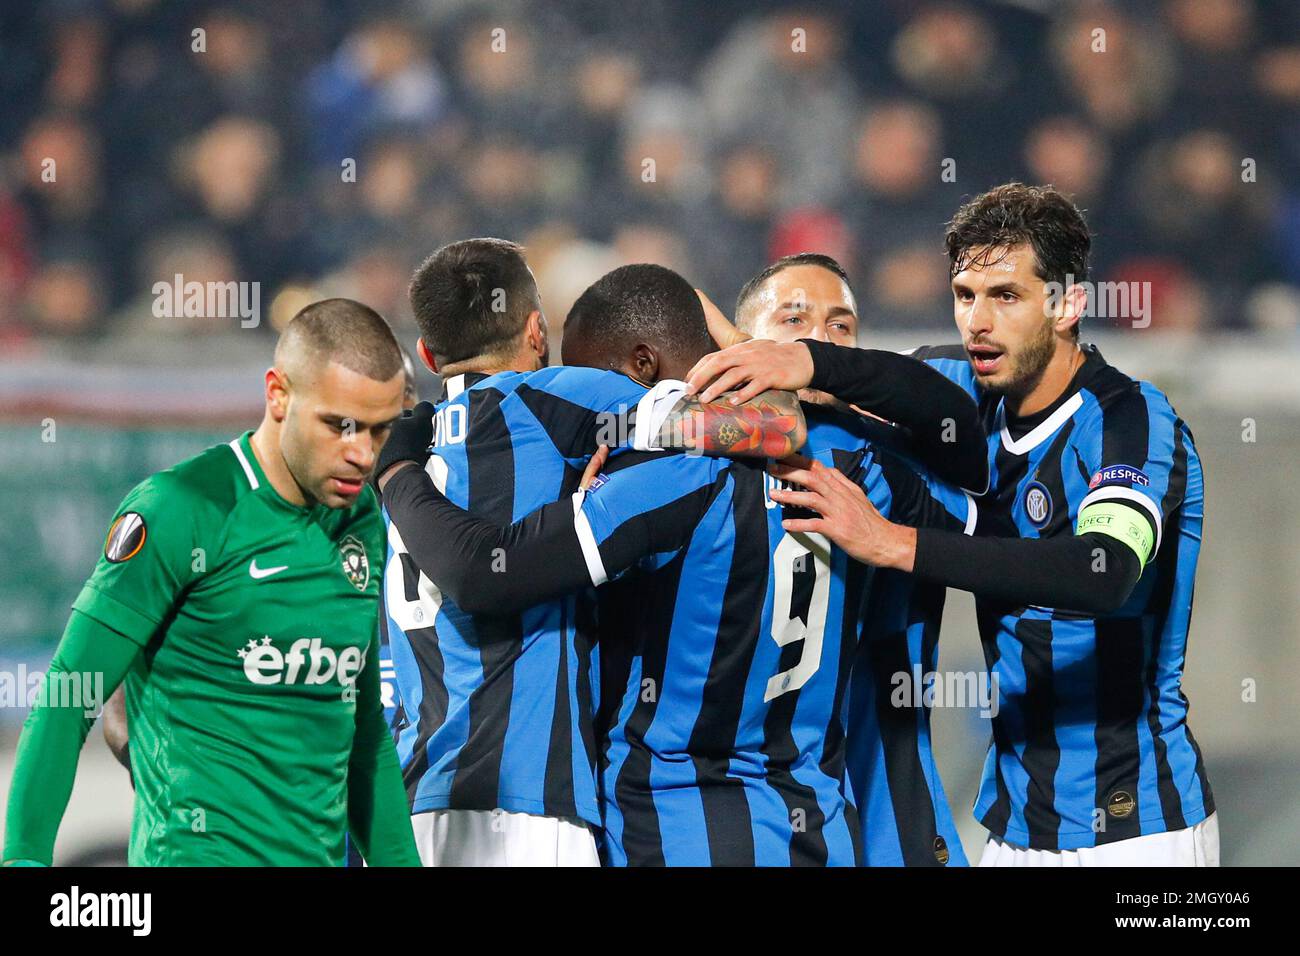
[[248, 559, 289, 580]]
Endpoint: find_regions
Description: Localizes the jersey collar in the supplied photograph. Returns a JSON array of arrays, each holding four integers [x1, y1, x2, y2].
[[228, 430, 322, 514], [229, 431, 264, 490], [996, 345, 1105, 455], [440, 371, 492, 401]]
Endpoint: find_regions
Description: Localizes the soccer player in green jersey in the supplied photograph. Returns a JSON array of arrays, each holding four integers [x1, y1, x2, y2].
[[3, 298, 421, 867]]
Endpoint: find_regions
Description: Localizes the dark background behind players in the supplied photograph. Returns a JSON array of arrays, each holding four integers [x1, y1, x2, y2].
[[0, 0, 1297, 865], [1, 0, 1297, 349]]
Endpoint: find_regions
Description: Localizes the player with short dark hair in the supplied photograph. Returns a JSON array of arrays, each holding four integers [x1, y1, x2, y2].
[[4, 298, 419, 867], [384, 246, 808, 866], [378, 266, 984, 866], [734, 253, 857, 345], [564, 264, 716, 377], [409, 237, 545, 368]]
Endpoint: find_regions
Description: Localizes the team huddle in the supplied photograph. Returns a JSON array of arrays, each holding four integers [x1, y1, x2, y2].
[[3, 183, 1218, 868]]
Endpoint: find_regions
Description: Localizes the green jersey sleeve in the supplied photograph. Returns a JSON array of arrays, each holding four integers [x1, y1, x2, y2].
[[346, 629, 420, 866], [3, 611, 141, 865], [72, 471, 222, 648]]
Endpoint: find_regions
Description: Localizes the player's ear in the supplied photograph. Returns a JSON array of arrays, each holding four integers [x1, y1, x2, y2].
[[415, 338, 438, 374], [631, 343, 658, 385], [524, 309, 548, 361], [265, 367, 290, 422], [1055, 281, 1088, 335]]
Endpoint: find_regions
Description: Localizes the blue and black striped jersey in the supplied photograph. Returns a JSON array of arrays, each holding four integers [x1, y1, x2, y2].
[[382, 368, 683, 827], [845, 441, 973, 867], [576, 405, 971, 865], [913, 343, 1214, 850]]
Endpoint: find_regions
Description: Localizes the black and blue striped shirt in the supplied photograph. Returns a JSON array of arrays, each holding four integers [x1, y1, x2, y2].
[[915, 343, 1214, 850], [382, 367, 681, 826]]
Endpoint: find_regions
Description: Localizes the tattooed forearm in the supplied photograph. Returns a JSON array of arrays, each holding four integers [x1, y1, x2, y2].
[[656, 388, 806, 459]]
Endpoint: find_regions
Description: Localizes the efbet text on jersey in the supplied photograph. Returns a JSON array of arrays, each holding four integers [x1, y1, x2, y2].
[[238, 636, 367, 690]]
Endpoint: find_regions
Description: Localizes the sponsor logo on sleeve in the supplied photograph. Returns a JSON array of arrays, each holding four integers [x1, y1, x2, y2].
[[104, 513, 147, 563], [1089, 464, 1151, 490]]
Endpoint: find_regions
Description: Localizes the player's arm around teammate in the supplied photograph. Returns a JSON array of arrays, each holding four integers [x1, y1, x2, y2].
[[748, 186, 1216, 865], [690, 282, 988, 494], [686, 332, 1143, 613]]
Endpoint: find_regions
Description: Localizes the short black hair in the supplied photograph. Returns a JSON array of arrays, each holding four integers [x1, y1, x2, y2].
[[735, 253, 851, 330], [945, 182, 1092, 289], [565, 264, 712, 365], [275, 297, 404, 383], [408, 238, 540, 365]]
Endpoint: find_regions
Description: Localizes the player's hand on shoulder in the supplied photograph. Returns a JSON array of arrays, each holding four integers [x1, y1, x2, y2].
[[579, 445, 610, 491], [375, 400, 436, 492], [685, 339, 815, 405]]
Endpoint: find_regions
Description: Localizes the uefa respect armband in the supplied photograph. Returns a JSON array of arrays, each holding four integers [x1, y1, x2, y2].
[[1076, 501, 1155, 566]]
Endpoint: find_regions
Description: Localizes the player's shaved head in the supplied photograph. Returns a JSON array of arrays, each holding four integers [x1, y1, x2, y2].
[[562, 264, 713, 382], [261, 298, 405, 510], [274, 297, 405, 388]]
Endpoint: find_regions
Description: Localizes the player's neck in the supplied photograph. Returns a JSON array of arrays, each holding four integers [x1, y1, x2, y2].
[[250, 420, 308, 507], [438, 352, 540, 380], [1008, 343, 1084, 418]]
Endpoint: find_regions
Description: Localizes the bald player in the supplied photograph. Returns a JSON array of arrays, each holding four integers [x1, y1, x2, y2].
[[99, 342, 424, 780], [3, 298, 420, 867]]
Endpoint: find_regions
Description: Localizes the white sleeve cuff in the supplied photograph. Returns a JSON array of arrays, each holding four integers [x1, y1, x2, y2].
[[571, 490, 607, 587], [632, 379, 690, 451]]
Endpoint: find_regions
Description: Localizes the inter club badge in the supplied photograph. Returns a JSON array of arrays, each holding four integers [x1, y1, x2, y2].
[[1023, 481, 1053, 528]]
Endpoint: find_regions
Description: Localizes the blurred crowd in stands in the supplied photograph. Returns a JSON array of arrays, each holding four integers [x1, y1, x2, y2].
[[1, 0, 1298, 359]]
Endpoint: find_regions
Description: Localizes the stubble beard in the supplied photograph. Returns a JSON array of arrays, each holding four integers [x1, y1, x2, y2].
[[983, 320, 1056, 403]]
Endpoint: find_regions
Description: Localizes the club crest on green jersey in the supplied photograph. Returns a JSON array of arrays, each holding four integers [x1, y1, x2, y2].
[[339, 535, 369, 590]]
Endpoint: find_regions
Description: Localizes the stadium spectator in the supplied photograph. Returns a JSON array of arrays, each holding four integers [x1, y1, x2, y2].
[[0, 0, 1292, 346]]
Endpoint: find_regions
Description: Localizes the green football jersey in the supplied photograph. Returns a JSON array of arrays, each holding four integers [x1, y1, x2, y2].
[[73, 431, 388, 866]]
